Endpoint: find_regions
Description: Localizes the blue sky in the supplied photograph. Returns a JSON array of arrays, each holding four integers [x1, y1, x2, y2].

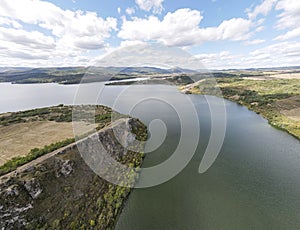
[[0, 0, 299, 69]]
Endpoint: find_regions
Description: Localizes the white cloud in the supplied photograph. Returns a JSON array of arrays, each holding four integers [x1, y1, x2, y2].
[[195, 51, 244, 69], [245, 39, 266, 45], [255, 26, 265, 32], [217, 18, 252, 41], [276, 0, 300, 29], [0, 16, 22, 29], [275, 27, 300, 40], [94, 43, 205, 70], [247, 0, 278, 20], [118, 9, 252, 47], [117, 7, 121, 14], [244, 41, 300, 67], [120, 40, 146, 48], [271, 0, 300, 40], [126, 7, 136, 15], [0, 0, 117, 65], [135, 0, 164, 14], [193, 41, 300, 69], [0, 27, 55, 49]]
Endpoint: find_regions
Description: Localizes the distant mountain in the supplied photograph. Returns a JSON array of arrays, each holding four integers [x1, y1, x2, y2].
[[107, 66, 196, 74], [0, 67, 88, 84], [169, 67, 197, 73], [0, 66, 197, 84], [119, 67, 170, 74], [0, 67, 31, 73]]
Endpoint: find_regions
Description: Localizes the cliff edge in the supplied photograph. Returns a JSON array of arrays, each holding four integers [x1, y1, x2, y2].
[[0, 118, 147, 229]]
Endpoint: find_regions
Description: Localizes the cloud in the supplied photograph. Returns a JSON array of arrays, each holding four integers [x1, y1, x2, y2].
[[118, 9, 252, 47], [120, 40, 146, 48], [255, 26, 265, 32], [194, 41, 300, 69], [0, 38, 52, 60], [271, 0, 300, 40], [253, 42, 300, 57], [117, 7, 121, 14], [0, 16, 22, 29], [0, 27, 55, 49], [245, 39, 266, 45], [94, 43, 205, 70], [195, 51, 244, 69], [276, 0, 300, 29], [126, 7, 136, 15], [0, 27, 55, 61], [275, 27, 300, 40], [242, 41, 300, 67], [247, 0, 278, 19], [135, 0, 164, 14], [0, 0, 117, 65]]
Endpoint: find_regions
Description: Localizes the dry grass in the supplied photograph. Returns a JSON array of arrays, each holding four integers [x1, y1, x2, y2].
[[281, 108, 300, 122], [276, 95, 300, 122], [0, 121, 96, 165]]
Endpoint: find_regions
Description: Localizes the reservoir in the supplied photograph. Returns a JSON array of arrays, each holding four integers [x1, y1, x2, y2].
[[0, 82, 299, 229]]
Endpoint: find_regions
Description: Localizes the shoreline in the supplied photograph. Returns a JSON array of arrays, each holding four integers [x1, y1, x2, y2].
[[180, 78, 300, 141], [225, 96, 300, 141]]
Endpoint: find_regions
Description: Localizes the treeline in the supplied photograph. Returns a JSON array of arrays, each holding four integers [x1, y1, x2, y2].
[[0, 67, 87, 84], [0, 105, 115, 126], [0, 105, 73, 126]]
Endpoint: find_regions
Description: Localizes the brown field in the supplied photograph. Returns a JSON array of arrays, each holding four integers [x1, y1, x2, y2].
[[0, 121, 96, 165]]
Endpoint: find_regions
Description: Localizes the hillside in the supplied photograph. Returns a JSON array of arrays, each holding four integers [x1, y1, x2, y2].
[[0, 118, 147, 229], [0, 67, 195, 84]]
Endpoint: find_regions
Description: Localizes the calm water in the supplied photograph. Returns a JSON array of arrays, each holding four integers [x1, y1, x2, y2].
[[0, 82, 299, 229]]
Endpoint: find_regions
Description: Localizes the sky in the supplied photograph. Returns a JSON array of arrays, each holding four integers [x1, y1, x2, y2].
[[0, 0, 299, 69]]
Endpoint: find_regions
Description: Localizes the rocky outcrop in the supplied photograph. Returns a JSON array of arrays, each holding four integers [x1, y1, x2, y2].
[[0, 118, 147, 230], [23, 178, 42, 199], [55, 159, 74, 178]]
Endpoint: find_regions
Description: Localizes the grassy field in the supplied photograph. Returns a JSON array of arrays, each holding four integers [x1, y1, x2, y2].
[[0, 121, 96, 166], [0, 105, 116, 167], [181, 77, 300, 140]]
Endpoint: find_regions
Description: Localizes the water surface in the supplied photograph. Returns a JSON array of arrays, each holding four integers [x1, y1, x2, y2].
[[0, 82, 299, 229]]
